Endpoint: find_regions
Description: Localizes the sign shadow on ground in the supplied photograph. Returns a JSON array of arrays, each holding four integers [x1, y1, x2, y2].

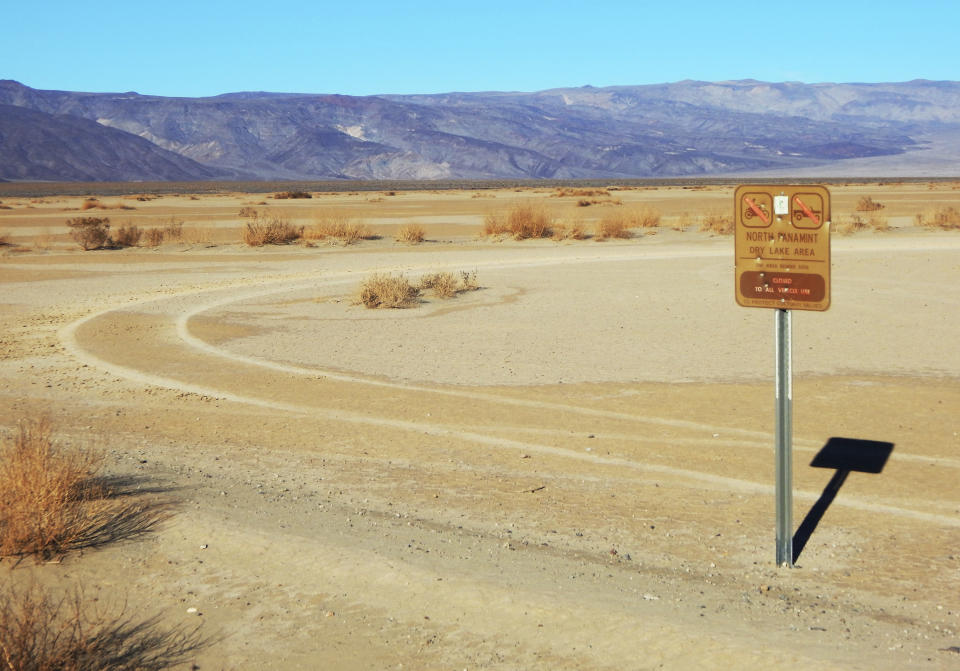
[[792, 437, 895, 563]]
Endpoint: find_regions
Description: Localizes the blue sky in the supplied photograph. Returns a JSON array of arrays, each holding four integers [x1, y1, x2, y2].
[[3, 0, 956, 97]]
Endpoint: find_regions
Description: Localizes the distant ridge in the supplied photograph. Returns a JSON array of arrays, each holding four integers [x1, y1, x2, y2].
[[1, 79, 958, 182]]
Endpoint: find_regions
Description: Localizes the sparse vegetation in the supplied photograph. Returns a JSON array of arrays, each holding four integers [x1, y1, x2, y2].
[[916, 206, 960, 230], [698, 212, 734, 235], [242, 213, 303, 246], [144, 228, 165, 247], [355, 273, 421, 309], [855, 196, 885, 212], [395, 223, 426, 244], [162, 218, 184, 242], [0, 417, 105, 560], [551, 221, 587, 240], [0, 230, 8, 246], [418, 270, 479, 298], [272, 191, 312, 199], [594, 215, 633, 240], [238, 206, 259, 218], [113, 224, 142, 248], [483, 204, 553, 239], [0, 582, 205, 670], [304, 214, 374, 245], [67, 217, 111, 250], [835, 213, 890, 235]]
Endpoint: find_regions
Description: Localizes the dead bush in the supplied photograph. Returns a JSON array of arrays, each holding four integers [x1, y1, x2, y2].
[[395, 223, 426, 244], [836, 213, 889, 234], [0, 417, 170, 562], [355, 273, 421, 309], [79, 198, 101, 211], [242, 214, 302, 246], [855, 196, 885, 212], [113, 224, 142, 248], [162, 218, 183, 242], [0, 582, 206, 670], [144, 228, 165, 247], [551, 222, 587, 240], [273, 190, 312, 199], [699, 212, 735, 235], [483, 204, 553, 239], [916, 206, 960, 230], [419, 272, 459, 298], [304, 214, 374, 245], [0, 418, 106, 560], [238, 206, 259, 218], [66, 217, 110, 251], [595, 213, 633, 240]]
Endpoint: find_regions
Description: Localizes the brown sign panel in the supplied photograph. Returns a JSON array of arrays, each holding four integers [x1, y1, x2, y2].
[[735, 184, 831, 311]]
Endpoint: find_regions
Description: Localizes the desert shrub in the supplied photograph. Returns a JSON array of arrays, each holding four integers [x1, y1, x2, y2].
[[79, 198, 101, 211], [0, 418, 106, 560], [66, 217, 110, 251], [835, 213, 890, 234], [242, 214, 302, 246], [144, 228, 165, 247], [162, 218, 183, 242], [419, 272, 459, 298], [0, 230, 8, 246], [355, 273, 421, 309], [304, 214, 373, 244], [551, 222, 587, 240], [113, 224, 142, 248], [916, 206, 960, 230], [273, 190, 312, 199], [0, 582, 205, 670], [855, 196, 885, 212], [238, 206, 259, 218], [484, 204, 553, 239], [699, 212, 734, 235], [553, 188, 610, 198], [395, 223, 426, 244], [594, 213, 633, 240]]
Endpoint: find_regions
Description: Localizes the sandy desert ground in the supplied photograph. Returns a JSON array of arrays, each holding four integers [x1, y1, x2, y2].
[[1, 182, 959, 669]]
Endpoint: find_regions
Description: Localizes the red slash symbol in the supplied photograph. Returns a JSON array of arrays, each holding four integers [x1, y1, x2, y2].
[[793, 196, 820, 226], [744, 197, 769, 224]]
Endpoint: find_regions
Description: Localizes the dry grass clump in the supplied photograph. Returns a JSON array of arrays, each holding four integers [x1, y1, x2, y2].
[[238, 206, 259, 218], [835, 213, 890, 235], [0, 418, 106, 560], [395, 223, 426, 244], [855, 195, 885, 212], [594, 214, 633, 240], [79, 198, 134, 211], [551, 221, 587, 240], [162, 218, 184, 242], [483, 204, 553, 239], [242, 213, 303, 246], [66, 217, 110, 250], [304, 214, 374, 245], [355, 273, 421, 309], [553, 187, 610, 198], [144, 228, 165, 247], [418, 270, 479, 298], [699, 212, 735, 235], [112, 224, 142, 248], [916, 206, 960, 230], [0, 582, 205, 670], [272, 190, 312, 199]]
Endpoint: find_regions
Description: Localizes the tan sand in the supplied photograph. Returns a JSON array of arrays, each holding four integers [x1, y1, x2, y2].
[[1, 184, 959, 669]]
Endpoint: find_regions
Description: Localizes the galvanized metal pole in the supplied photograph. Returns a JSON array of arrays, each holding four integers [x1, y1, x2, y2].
[[775, 308, 793, 567]]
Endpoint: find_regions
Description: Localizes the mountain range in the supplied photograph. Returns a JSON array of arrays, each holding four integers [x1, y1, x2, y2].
[[1, 79, 958, 182]]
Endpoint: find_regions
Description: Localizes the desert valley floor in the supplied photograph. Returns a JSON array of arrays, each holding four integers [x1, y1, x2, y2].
[[1, 182, 959, 669]]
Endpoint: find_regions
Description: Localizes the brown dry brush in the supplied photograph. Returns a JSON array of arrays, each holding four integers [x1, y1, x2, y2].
[[698, 212, 735, 235], [855, 195, 885, 212], [916, 205, 960, 230], [418, 270, 479, 298], [355, 273, 421, 309], [66, 218, 110, 251], [304, 214, 374, 245], [483, 204, 553, 240], [0, 418, 170, 562], [242, 213, 303, 246], [0, 582, 207, 671], [395, 223, 426, 244]]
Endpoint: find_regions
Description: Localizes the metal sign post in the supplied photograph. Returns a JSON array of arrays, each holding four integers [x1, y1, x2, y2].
[[734, 184, 831, 568], [775, 308, 793, 567]]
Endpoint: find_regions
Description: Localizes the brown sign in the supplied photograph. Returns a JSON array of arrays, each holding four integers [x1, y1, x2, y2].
[[735, 184, 831, 311]]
